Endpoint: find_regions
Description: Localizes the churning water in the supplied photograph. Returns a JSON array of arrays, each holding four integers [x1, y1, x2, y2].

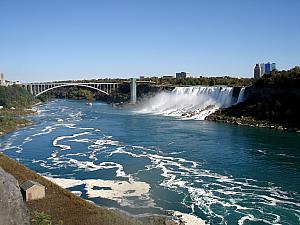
[[0, 99, 299, 225], [136, 86, 245, 120]]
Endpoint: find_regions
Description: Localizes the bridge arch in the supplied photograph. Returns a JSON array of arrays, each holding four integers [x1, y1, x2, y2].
[[35, 83, 110, 97]]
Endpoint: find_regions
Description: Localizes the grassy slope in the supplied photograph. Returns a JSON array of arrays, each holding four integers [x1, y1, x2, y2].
[[0, 154, 143, 225]]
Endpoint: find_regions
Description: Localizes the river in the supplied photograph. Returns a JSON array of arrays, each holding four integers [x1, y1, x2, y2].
[[0, 99, 299, 225]]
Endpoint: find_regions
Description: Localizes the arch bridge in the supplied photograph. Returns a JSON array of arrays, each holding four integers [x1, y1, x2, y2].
[[21, 82, 121, 97]]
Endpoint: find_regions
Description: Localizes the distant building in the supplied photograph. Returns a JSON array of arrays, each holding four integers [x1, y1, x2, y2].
[[254, 64, 261, 79], [0, 73, 20, 86], [264, 62, 277, 75], [139, 76, 145, 80], [0, 73, 5, 86], [20, 180, 45, 201], [176, 72, 191, 79], [162, 75, 174, 78], [260, 63, 265, 76], [254, 62, 276, 78], [264, 62, 271, 75], [271, 63, 276, 72]]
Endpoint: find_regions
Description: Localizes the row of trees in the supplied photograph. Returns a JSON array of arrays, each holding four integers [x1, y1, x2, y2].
[[58, 76, 253, 87], [143, 76, 253, 87], [253, 66, 300, 88], [0, 85, 37, 108], [37, 86, 95, 102]]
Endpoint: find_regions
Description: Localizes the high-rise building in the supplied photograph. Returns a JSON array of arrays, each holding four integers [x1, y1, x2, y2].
[[254, 64, 261, 79], [271, 63, 276, 72], [254, 62, 277, 77], [176, 72, 191, 78], [264, 62, 276, 75], [260, 63, 265, 76], [265, 62, 271, 75]]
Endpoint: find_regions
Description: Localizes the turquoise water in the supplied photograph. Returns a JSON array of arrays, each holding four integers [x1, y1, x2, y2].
[[1, 99, 299, 224]]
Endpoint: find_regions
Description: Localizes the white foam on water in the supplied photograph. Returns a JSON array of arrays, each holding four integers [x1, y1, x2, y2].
[[69, 138, 90, 143], [62, 123, 77, 129], [67, 111, 83, 122], [108, 145, 300, 224], [257, 149, 267, 154], [32, 126, 55, 137], [15, 146, 23, 153], [1, 142, 23, 153], [72, 191, 82, 197], [23, 137, 33, 144], [66, 158, 130, 178], [94, 139, 120, 146], [78, 127, 95, 130], [238, 214, 281, 225], [52, 132, 90, 150], [45, 177, 151, 207], [169, 211, 206, 225]]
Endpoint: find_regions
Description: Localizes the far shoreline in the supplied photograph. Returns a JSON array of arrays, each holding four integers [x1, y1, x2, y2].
[[205, 112, 300, 133]]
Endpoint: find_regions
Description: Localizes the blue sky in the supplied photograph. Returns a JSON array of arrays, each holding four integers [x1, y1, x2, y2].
[[0, 0, 299, 82]]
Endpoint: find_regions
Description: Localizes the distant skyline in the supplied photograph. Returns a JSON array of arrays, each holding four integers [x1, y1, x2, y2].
[[0, 0, 300, 82]]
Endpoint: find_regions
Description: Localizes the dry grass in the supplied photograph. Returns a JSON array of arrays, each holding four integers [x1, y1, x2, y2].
[[0, 154, 143, 225]]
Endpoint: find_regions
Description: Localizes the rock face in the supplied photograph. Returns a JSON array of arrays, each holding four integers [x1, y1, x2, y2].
[[0, 167, 30, 225]]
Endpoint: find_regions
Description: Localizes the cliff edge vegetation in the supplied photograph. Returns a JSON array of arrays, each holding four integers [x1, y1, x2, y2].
[[0, 85, 38, 136], [206, 67, 300, 131]]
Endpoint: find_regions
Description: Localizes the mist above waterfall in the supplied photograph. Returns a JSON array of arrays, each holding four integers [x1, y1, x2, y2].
[[136, 86, 245, 120]]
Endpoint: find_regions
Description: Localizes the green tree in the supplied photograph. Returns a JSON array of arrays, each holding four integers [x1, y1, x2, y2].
[[31, 211, 52, 225]]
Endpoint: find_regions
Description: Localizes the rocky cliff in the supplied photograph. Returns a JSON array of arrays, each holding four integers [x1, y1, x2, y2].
[[0, 167, 30, 225], [206, 86, 300, 131]]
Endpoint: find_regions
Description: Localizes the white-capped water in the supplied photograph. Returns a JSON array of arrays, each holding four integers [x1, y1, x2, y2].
[[137, 86, 245, 120]]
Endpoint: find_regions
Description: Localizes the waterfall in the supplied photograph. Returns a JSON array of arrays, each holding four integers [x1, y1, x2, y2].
[[236, 87, 246, 104], [136, 86, 246, 120]]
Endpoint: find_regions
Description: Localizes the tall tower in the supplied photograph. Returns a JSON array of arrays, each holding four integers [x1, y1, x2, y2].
[[271, 63, 276, 71], [130, 78, 137, 104], [0, 73, 4, 86], [265, 62, 271, 75], [254, 64, 261, 79], [260, 63, 265, 76]]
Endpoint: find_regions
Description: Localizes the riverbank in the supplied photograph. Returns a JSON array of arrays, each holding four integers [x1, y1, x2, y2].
[[0, 109, 35, 136], [0, 85, 39, 136], [0, 153, 144, 225], [206, 110, 300, 132], [205, 92, 300, 132]]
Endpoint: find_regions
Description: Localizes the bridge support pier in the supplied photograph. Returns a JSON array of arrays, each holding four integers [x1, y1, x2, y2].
[[130, 78, 137, 104], [28, 84, 33, 95]]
